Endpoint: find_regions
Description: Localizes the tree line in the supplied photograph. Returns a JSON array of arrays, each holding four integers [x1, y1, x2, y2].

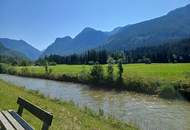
[[37, 38, 190, 65]]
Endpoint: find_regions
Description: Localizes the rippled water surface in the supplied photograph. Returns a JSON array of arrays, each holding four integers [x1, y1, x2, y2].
[[0, 74, 190, 130]]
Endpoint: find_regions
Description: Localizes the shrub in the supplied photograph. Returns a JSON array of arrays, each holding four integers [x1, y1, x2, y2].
[[123, 76, 160, 94], [90, 63, 104, 83], [44, 61, 52, 75], [20, 67, 30, 75], [98, 108, 104, 116], [117, 59, 123, 83], [20, 60, 29, 66], [159, 84, 176, 99], [0, 63, 7, 73], [7, 67, 17, 75], [107, 57, 114, 82], [78, 66, 89, 82], [173, 80, 190, 91], [0, 64, 17, 74]]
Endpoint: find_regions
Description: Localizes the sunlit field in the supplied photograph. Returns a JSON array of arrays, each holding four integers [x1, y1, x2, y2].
[[16, 63, 190, 81]]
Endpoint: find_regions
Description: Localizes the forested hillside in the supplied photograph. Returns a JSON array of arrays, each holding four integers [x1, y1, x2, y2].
[[39, 38, 190, 64]]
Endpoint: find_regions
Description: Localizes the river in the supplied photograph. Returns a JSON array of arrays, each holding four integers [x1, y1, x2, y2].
[[0, 74, 190, 130]]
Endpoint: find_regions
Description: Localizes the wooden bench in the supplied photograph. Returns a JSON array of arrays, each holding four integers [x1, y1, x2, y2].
[[0, 97, 53, 130]]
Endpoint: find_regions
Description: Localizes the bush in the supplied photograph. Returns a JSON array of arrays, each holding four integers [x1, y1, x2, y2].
[[20, 67, 30, 75], [90, 63, 104, 83], [173, 80, 190, 90], [107, 57, 114, 82], [7, 67, 17, 75], [0, 63, 17, 74], [0, 63, 7, 73], [20, 60, 29, 66], [124, 77, 159, 94], [159, 85, 176, 99], [117, 59, 123, 83], [78, 66, 89, 82]]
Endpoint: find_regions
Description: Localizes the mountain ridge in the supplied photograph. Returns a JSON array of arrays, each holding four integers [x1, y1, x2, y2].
[[42, 27, 110, 56], [0, 38, 41, 60], [0, 42, 28, 61], [42, 4, 190, 56], [102, 3, 190, 50]]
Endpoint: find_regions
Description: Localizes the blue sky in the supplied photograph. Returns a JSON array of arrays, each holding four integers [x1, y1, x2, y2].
[[0, 0, 190, 50]]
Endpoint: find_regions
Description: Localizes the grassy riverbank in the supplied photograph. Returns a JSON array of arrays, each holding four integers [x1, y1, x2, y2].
[[1, 63, 190, 98], [14, 63, 190, 98], [0, 80, 137, 130]]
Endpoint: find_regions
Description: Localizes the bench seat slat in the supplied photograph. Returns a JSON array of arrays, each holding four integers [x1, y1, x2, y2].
[[0, 112, 15, 130], [9, 111, 34, 130], [2, 111, 25, 130]]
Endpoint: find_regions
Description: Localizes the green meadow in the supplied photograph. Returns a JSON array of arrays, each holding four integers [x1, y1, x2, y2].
[[16, 63, 190, 81]]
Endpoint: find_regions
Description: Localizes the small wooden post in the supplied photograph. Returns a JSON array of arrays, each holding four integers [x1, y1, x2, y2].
[[17, 105, 23, 116]]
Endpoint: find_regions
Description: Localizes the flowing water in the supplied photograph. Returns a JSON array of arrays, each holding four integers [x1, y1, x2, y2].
[[0, 74, 190, 130]]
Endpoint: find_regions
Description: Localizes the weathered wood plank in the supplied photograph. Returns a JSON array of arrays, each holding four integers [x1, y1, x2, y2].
[[9, 111, 34, 130], [2, 111, 25, 130], [0, 112, 15, 130], [17, 97, 53, 126]]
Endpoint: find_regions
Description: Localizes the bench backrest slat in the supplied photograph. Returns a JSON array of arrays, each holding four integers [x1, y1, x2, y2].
[[17, 97, 53, 128]]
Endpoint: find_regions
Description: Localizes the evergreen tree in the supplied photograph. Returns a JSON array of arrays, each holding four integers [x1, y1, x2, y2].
[[117, 59, 123, 83], [107, 57, 114, 82]]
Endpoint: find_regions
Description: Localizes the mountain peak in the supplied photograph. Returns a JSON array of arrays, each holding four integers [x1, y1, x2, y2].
[[81, 27, 98, 33], [83, 27, 95, 31], [55, 36, 72, 42]]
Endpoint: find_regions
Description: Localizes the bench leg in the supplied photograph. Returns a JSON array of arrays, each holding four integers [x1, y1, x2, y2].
[[42, 122, 49, 130], [17, 106, 24, 116]]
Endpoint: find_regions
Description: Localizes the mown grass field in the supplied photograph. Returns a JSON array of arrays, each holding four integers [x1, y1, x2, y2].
[[0, 80, 136, 130], [16, 63, 190, 81]]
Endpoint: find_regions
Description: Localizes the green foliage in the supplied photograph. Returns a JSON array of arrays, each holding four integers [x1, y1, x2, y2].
[[39, 38, 190, 65], [20, 60, 30, 66], [35, 58, 46, 66], [173, 80, 190, 91], [78, 66, 89, 81], [7, 67, 17, 74], [117, 59, 123, 82], [44, 61, 52, 75], [90, 63, 104, 83], [124, 76, 160, 94], [98, 108, 104, 117], [159, 84, 176, 99], [0, 63, 17, 74], [0, 63, 6, 73], [11, 63, 190, 98], [107, 57, 114, 82], [20, 67, 30, 74]]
